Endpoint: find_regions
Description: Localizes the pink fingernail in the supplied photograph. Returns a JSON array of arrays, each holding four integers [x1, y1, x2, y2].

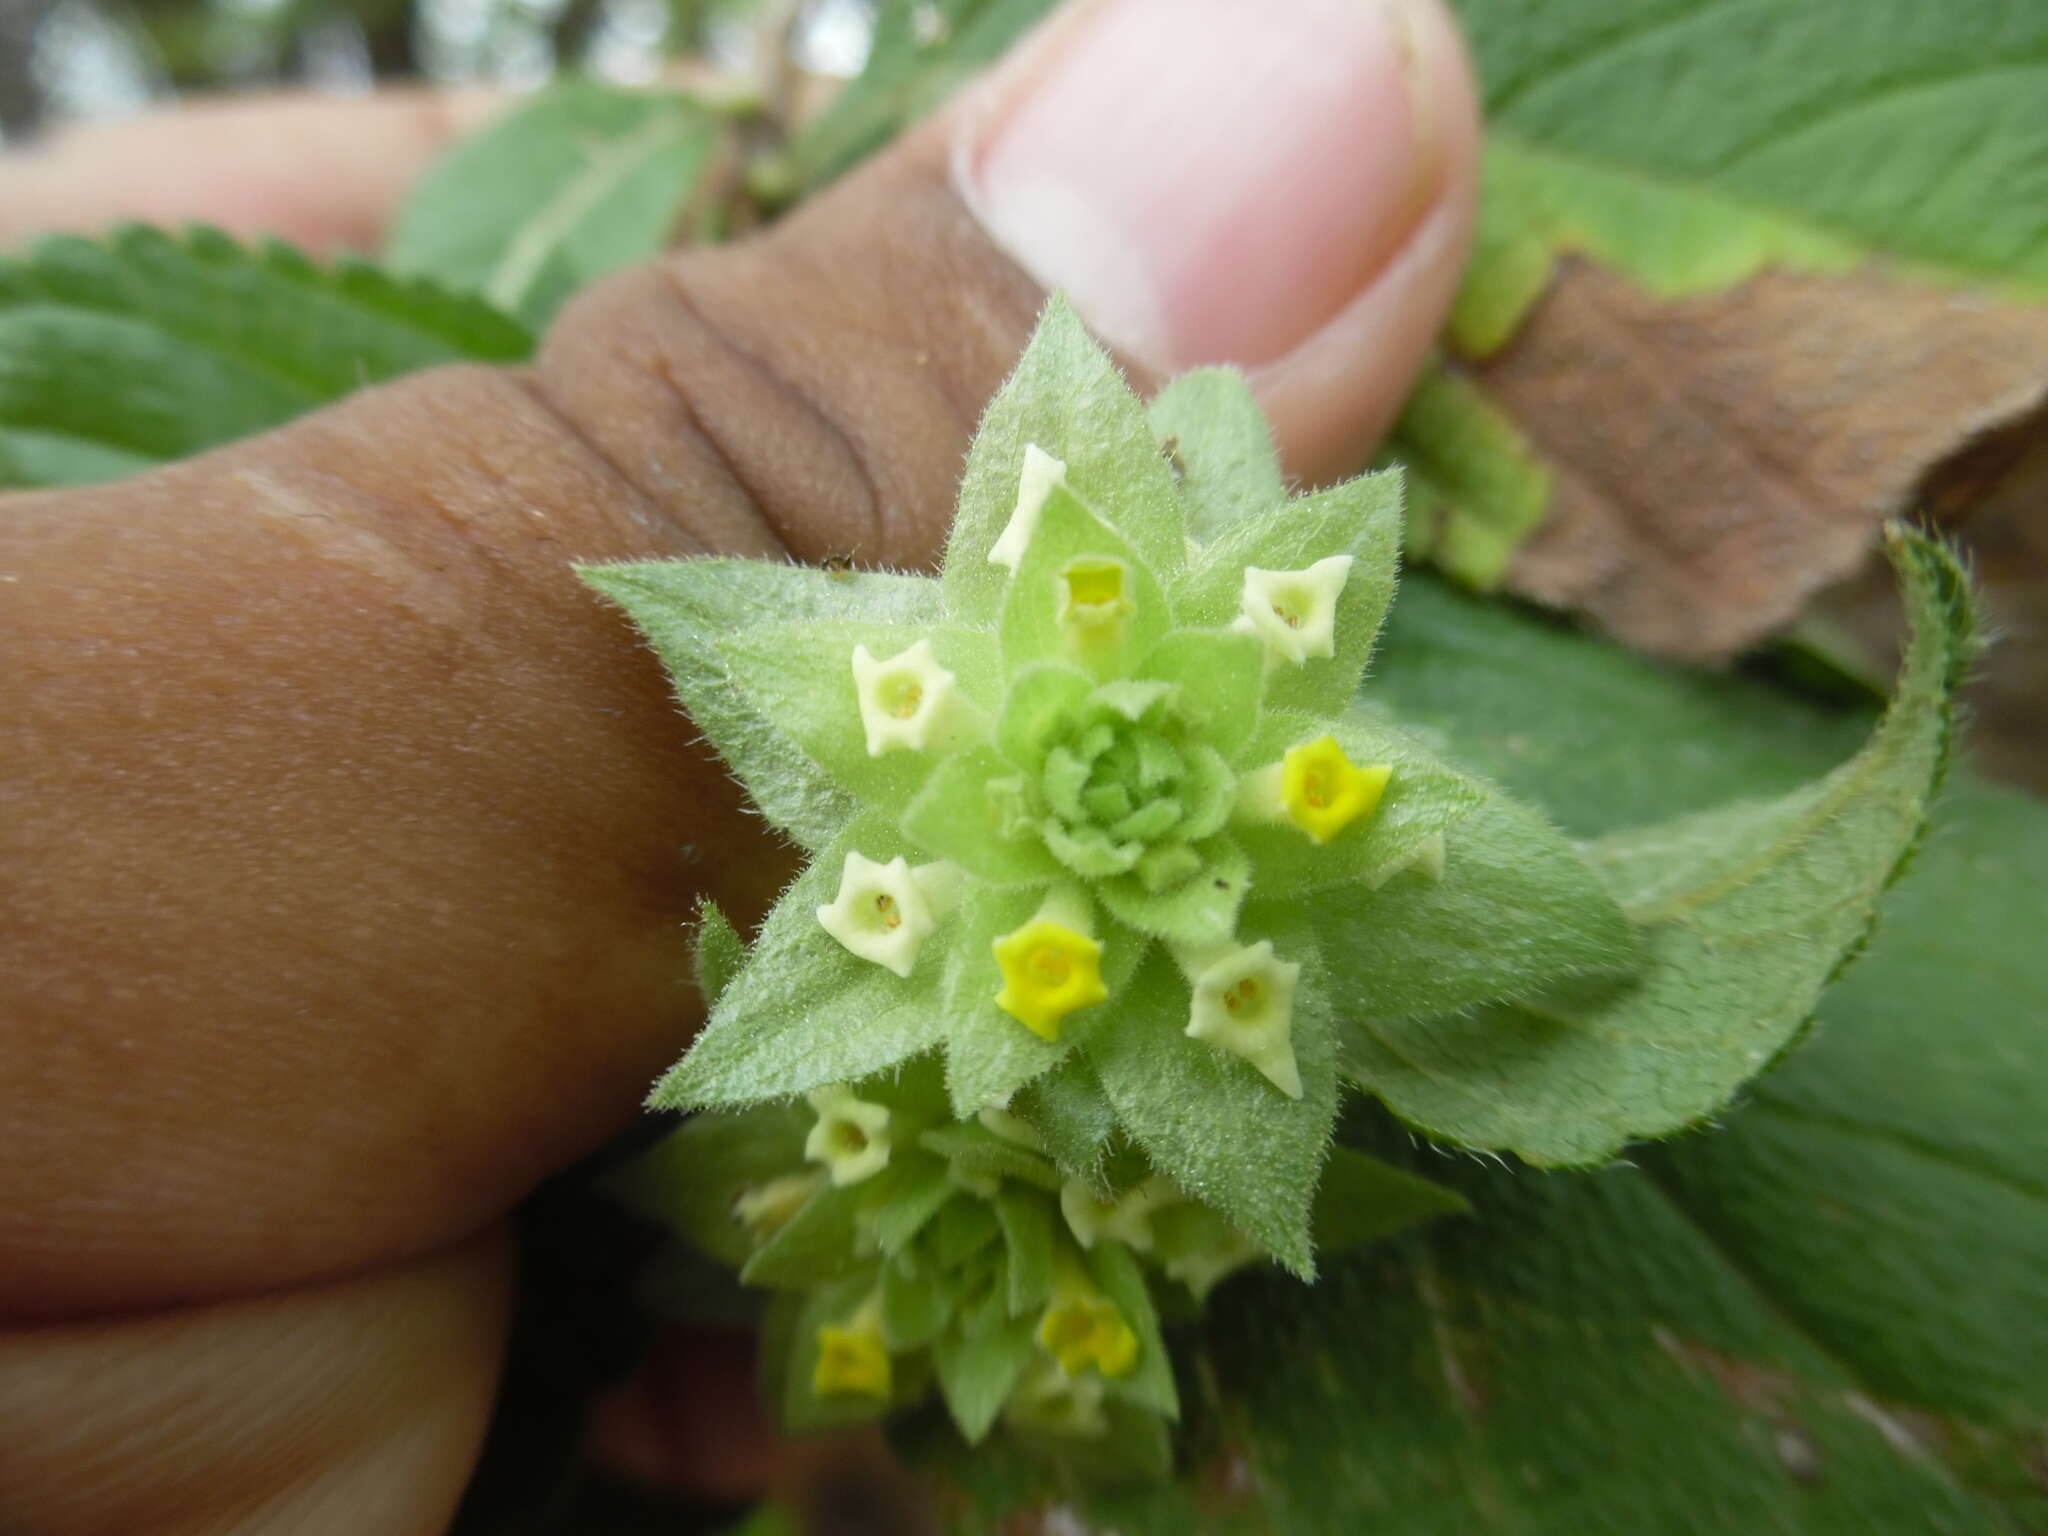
[[960, 0, 1442, 376]]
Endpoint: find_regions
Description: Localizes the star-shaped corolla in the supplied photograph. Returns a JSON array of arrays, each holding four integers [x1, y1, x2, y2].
[[1233, 554, 1352, 664], [813, 1314, 892, 1399], [804, 1085, 893, 1186], [1036, 1289, 1139, 1378], [1280, 734, 1391, 845], [816, 851, 954, 977], [1185, 940, 1304, 1098], [851, 638, 964, 756], [992, 918, 1108, 1040]]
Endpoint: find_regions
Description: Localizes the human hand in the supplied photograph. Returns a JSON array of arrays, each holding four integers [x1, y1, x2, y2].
[[0, 1, 1480, 1528]]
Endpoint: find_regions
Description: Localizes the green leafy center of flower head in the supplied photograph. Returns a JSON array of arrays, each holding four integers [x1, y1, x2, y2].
[[1027, 682, 1233, 888]]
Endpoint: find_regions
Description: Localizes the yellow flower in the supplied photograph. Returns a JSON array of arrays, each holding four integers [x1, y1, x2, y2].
[[812, 1318, 892, 1400], [1279, 734, 1390, 845], [1036, 1291, 1139, 1378], [993, 919, 1107, 1040]]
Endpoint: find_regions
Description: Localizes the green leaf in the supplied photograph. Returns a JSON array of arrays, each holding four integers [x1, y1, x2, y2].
[[579, 559, 943, 848], [779, 1271, 891, 1433], [1346, 531, 1976, 1165], [652, 813, 956, 1110], [1088, 944, 1337, 1278], [1292, 786, 1638, 1020], [993, 663, 1095, 774], [997, 483, 1170, 680], [1011, 1055, 1118, 1181], [605, 1105, 810, 1269], [1169, 472, 1403, 716], [1146, 367, 1287, 542], [1095, 834, 1250, 948], [1135, 629, 1266, 762], [1369, 579, 1874, 838], [386, 82, 721, 328], [945, 297, 1184, 625], [0, 225, 530, 491], [1449, 0, 2048, 355], [783, 0, 1050, 190], [1234, 708, 1487, 899], [938, 885, 1145, 1117], [925, 1196, 1005, 1274], [918, 1124, 1062, 1194], [900, 746, 1065, 885], [1089, 1241, 1179, 1422], [933, 1309, 1040, 1444], [1310, 1143, 1470, 1256], [1201, 1133, 2028, 1534], [714, 620, 999, 823], [881, 1249, 956, 1352], [867, 1152, 957, 1257], [994, 1189, 1057, 1317], [691, 899, 747, 1010], [740, 1184, 864, 1290]]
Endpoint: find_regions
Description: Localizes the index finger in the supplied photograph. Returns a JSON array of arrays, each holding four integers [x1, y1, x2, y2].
[[0, 87, 502, 253]]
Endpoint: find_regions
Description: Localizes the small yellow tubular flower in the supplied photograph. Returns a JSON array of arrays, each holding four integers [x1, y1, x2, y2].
[[1186, 940, 1305, 1099], [804, 1085, 893, 1186], [1056, 556, 1136, 661], [815, 851, 942, 977], [989, 443, 1067, 570], [732, 1170, 825, 1243], [1233, 554, 1352, 664], [1036, 1291, 1140, 1379], [813, 1313, 892, 1400], [992, 919, 1107, 1040], [1280, 734, 1391, 845]]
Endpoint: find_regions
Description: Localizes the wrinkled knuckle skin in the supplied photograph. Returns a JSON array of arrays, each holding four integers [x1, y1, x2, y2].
[[536, 143, 1045, 571], [0, 135, 1038, 1319]]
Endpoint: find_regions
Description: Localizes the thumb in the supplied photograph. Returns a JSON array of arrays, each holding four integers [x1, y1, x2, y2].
[[545, 0, 1480, 570], [1, 0, 1479, 1319]]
